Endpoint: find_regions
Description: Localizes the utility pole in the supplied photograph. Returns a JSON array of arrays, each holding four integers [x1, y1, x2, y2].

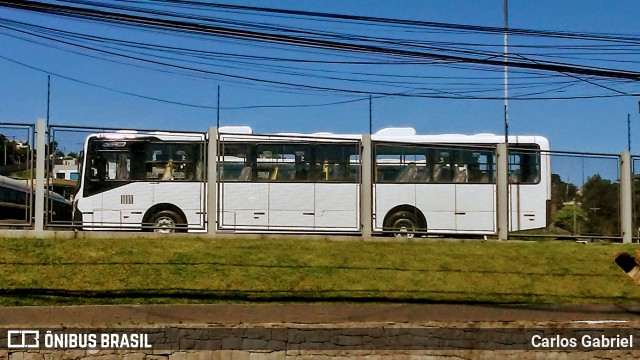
[[629, 113, 632, 153], [47, 75, 51, 128], [503, 0, 509, 145], [369, 95, 372, 135], [216, 85, 220, 129]]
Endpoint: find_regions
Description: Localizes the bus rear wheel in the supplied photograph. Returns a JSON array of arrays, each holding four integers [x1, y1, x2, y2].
[[385, 210, 420, 239], [149, 210, 184, 233]]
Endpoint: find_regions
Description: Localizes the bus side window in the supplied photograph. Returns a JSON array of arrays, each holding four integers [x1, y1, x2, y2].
[[509, 149, 539, 184], [315, 144, 359, 182]]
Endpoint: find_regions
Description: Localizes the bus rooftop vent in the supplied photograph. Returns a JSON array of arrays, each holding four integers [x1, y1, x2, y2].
[[375, 127, 416, 137], [219, 126, 252, 134]]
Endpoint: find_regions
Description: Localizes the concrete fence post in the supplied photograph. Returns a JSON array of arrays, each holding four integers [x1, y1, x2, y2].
[[34, 118, 46, 232], [496, 143, 509, 240], [360, 134, 373, 239], [620, 151, 633, 243], [207, 127, 218, 235]]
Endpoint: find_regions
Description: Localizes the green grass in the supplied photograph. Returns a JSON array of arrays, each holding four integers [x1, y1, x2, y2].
[[0, 237, 639, 306]]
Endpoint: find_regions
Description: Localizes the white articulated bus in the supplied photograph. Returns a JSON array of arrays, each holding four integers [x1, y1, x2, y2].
[[72, 126, 550, 236]]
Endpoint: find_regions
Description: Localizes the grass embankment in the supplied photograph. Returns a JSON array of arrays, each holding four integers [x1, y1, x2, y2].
[[0, 237, 638, 306]]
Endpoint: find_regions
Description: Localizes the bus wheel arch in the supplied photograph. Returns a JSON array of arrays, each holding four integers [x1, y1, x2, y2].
[[383, 205, 427, 238], [143, 204, 187, 233]]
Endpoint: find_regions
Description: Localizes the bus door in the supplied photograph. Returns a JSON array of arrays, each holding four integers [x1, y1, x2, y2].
[[259, 144, 315, 229], [508, 147, 544, 231], [454, 148, 496, 233], [218, 142, 269, 229], [313, 143, 360, 230], [83, 148, 131, 228], [418, 148, 456, 232]]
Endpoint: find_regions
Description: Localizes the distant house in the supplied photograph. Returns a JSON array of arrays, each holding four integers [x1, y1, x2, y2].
[[53, 157, 79, 181]]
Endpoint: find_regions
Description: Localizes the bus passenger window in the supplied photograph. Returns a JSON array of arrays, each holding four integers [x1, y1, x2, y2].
[[314, 144, 359, 182], [509, 148, 540, 184], [255, 144, 311, 182]]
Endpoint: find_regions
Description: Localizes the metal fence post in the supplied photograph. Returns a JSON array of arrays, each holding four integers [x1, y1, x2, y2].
[[360, 134, 373, 239], [621, 151, 633, 243], [34, 118, 46, 232], [207, 127, 218, 235], [496, 143, 509, 240]]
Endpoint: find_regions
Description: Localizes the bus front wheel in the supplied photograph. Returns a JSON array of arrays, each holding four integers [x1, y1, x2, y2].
[[386, 210, 420, 239], [149, 210, 184, 233]]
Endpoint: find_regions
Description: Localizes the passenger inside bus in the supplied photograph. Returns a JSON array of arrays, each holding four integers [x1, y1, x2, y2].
[[433, 163, 452, 182], [161, 160, 174, 180], [453, 164, 468, 183], [238, 166, 252, 181], [93, 155, 106, 181], [395, 162, 417, 182], [295, 167, 309, 181]]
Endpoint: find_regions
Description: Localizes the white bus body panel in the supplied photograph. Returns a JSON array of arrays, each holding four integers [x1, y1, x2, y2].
[[455, 184, 496, 233], [509, 184, 547, 231], [416, 184, 457, 232], [374, 183, 493, 234], [220, 182, 359, 231], [78, 182, 205, 230], [269, 183, 315, 228], [314, 183, 359, 229], [220, 182, 269, 228]]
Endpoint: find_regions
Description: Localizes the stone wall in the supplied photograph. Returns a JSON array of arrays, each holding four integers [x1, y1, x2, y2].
[[2, 320, 640, 359]]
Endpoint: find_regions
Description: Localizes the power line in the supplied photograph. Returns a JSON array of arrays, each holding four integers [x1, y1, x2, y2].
[[2, 0, 640, 82]]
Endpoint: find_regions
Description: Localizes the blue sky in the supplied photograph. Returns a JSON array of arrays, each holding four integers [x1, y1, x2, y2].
[[0, 0, 639, 161]]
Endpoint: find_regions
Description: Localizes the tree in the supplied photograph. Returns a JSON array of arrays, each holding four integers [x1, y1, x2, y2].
[[47, 140, 60, 156], [67, 151, 78, 158], [549, 173, 580, 232], [554, 204, 587, 234]]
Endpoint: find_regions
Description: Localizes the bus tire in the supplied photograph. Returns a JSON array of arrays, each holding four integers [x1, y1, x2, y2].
[[385, 210, 420, 239], [149, 210, 185, 233]]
